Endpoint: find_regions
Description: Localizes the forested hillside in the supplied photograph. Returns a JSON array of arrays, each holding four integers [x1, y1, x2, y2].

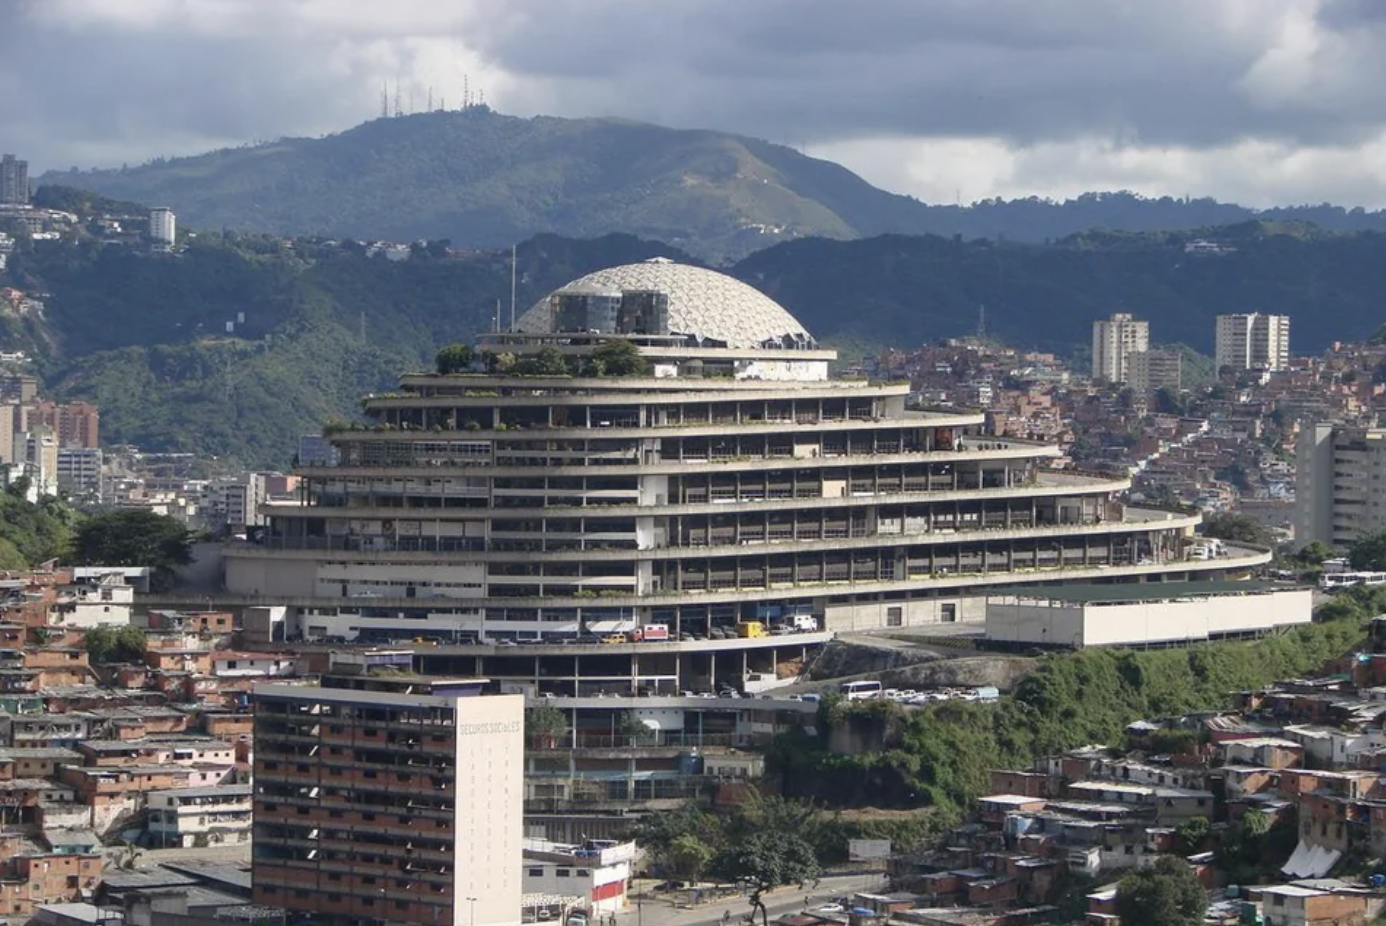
[[40, 108, 1386, 262], [5, 233, 686, 468], [5, 220, 1386, 467], [739, 223, 1386, 356]]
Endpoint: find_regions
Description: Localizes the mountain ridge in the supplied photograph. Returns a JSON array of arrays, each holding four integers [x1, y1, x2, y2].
[[40, 108, 1386, 262]]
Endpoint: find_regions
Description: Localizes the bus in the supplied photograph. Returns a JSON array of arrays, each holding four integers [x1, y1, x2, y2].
[[841, 680, 883, 700], [1321, 571, 1386, 590]]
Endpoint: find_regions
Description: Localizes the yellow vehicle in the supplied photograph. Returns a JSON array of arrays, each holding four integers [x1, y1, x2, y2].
[[600, 633, 628, 645], [736, 621, 768, 639]]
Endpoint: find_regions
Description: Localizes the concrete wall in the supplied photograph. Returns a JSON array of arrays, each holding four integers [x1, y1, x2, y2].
[[452, 694, 524, 926], [823, 595, 984, 632], [986, 588, 1312, 647]]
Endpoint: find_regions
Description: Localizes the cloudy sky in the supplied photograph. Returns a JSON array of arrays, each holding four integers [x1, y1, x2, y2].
[[5, 0, 1386, 207]]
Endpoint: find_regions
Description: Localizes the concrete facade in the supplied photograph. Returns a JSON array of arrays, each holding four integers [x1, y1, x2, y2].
[[1295, 423, 1386, 547], [1216, 313, 1290, 373], [985, 583, 1312, 648], [252, 680, 523, 926], [224, 266, 1262, 646], [1091, 313, 1149, 384]]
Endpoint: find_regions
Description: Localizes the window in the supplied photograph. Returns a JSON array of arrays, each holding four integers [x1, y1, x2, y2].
[[940, 603, 957, 623], [885, 607, 903, 627], [557, 869, 571, 878], [528, 868, 544, 877]]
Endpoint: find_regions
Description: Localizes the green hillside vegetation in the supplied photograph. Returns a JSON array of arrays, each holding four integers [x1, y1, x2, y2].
[[5, 232, 685, 467], [7, 219, 1386, 464], [42, 109, 1386, 262], [736, 224, 1386, 354], [39, 109, 929, 263], [771, 593, 1374, 819], [0, 486, 80, 569]]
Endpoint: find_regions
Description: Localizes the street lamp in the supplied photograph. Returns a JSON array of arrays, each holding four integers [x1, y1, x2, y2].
[[466, 895, 479, 926]]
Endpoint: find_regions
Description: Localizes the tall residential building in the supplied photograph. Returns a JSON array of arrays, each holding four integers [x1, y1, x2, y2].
[[1090, 313, 1149, 384], [1295, 423, 1386, 548], [225, 260, 1267, 643], [1128, 349, 1182, 396], [0, 155, 27, 206], [1216, 313, 1290, 372], [252, 674, 523, 926], [24, 429, 58, 497], [149, 207, 176, 250], [56, 448, 103, 501], [36, 401, 100, 449]]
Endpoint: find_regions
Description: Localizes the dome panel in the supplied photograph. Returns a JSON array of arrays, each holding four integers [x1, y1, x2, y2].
[[516, 258, 812, 349]]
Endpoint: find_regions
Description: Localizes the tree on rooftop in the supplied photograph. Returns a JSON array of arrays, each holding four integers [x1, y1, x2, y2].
[[511, 346, 570, 376], [434, 342, 474, 374], [1115, 857, 1207, 926], [588, 339, 647, 377]]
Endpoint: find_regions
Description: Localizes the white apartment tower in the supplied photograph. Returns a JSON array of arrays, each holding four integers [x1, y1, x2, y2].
[[149, 207, 176, 250], [1216, 313, 1290, 372], [1295, 423, 1386, 548], [1091, 313, 1150, 384]]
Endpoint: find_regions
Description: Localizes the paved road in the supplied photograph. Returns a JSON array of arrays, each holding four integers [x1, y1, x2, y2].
[[613, 872, 888, 926]]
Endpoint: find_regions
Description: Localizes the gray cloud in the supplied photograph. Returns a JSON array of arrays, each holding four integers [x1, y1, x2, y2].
[[4, 0, 1386, 206]]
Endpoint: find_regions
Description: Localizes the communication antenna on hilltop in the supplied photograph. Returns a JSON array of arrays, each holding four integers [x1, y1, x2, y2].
[[428, 87, 434, 112], [380, 83, 389, 119], [394, 84, 402, 118], [509, 244, 518, 330], [478, 87, 485, 109], [463, 76, 470, 109]]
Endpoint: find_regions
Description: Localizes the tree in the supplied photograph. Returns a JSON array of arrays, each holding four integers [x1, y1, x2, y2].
[[83, 625, 147, 664], [1116, 857, 1207, 926], [1201, 512, 1273, 547], [70, 510, 194, 589], [1153, 387, 1187, 416], [1349, 530, 1386, 571], [1147, 728, 1198, 757], [525, 703, 569, 746], [435, 342, 474, 374], [618, 711, 656, 744], [511, 346, 570, 376], [588, 339, 648, 377], [630, 802, 719, 878], [1175, 816, 1210, 853], [710, 830, 820, 926], [668, 833, 714, 882], [711, 795, 823, 926], [1295, 541, 1334, 566]]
